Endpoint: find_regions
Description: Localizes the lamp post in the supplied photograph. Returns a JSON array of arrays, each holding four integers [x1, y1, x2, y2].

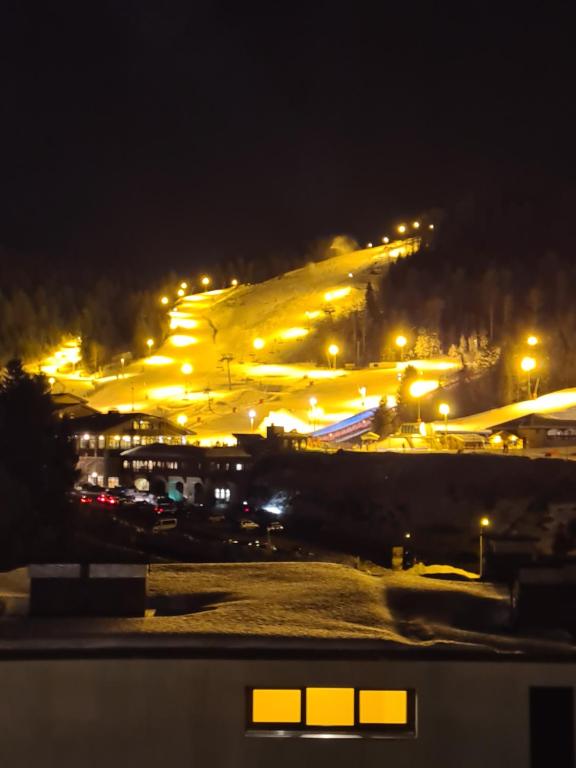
[[327, 343, 339, 370], [146, 338, 154, 354], [395, 334, 407, 361], [201, 276, 211, 290], [359, 386, 367, 407], [309, 396, 318, 431], [527, 335, 538, 347], [181, 362, 193, 397], [438, 402, 450, 442], [248, 409, 256, 432], [479, 517, 490, 579], [520, 356, 536, 399], [120, 357, 125, 378]]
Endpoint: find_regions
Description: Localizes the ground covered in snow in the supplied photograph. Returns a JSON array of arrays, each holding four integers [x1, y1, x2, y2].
[[0, 562, 574, 655]]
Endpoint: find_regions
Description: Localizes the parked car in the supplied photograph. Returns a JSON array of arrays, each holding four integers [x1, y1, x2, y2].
[[267, 521, 284, 532], [240, 519, 259, 530]]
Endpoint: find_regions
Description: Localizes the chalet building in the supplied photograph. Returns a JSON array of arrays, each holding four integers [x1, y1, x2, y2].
[[66, 411, 192, 487], [120, 443, 252, 504], [51, 392, 99, 420]]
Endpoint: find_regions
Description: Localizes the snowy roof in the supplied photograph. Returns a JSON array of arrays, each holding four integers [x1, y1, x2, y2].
[[1, 562, 574, 657]]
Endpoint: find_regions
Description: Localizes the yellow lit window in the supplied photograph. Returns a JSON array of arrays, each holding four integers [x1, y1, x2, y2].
[[306, 688, 354, 727], [359, 690, 408, 725], [252, 689, 301, 724]]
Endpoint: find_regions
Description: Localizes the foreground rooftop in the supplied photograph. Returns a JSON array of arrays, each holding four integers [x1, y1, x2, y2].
[[0, 562, 574, 657]]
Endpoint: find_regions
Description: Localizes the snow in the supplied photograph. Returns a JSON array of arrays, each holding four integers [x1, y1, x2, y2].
[[73, 238, 459, 443], [1, 562, 574, 655]]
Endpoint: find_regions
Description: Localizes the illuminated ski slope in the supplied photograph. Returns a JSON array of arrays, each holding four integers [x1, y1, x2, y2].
[[76, 237, 458, 443]]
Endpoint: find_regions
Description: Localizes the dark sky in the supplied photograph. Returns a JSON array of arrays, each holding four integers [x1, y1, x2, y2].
[[1, 1, 574, 269]]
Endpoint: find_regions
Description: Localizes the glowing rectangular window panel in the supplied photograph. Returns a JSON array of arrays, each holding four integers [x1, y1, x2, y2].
[[252, 689, 301, 724], [359, 690, 408, 725], [306, 688, 354, 726]]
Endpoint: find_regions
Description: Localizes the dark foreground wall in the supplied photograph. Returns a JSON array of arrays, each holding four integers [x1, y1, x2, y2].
[[0, 652, 574, 768]]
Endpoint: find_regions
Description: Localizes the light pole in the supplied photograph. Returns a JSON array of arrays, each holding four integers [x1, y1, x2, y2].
[[359, 386, 367, 408], [309, 396, 318, 431], [120, 357, 125, 378], [201, 276, 211, 290], [439, 402, 450, 443], [395, 334, 407, 361], [146, 338, 154, 355], [253, 337, 265, 351], [520, 356, 536, 399], [327, 343, 339, 370], [181, 362, 193, 397], [479, 517, 490, 579], [527, 335, 538, 347], [249, 409, 256, 432]]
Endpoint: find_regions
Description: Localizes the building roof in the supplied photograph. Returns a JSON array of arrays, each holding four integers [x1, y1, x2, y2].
[[65, 411, 191, 436], [121, 443, 251, 460]]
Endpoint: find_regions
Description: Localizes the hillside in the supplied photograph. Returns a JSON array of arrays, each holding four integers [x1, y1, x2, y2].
[[50, 237, 458, 443]]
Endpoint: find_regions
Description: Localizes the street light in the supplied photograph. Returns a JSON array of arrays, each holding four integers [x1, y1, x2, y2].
[[231, 278, 238, 287], [479, 517, 490, 579], [382, 236, 390, 244], [527, 335, 538, 347], [395, 334, 407, 360], [177, 288, 185, 297], [439, 402, 450, 441], [359, 386, 367, 406], [201, 276, 211, 289], [327, 343, 339, 369], [181, 362, 193, 375], [180, 281, 188, 290], [253, 337, 265, 351], [177, 414, 188, 426], [412, 221, 420, 229], [366, 242, 373, 248], [48, 376, 56, 390], [146, 338, 154, 353], [397, 224, 407, 234], [160, 296, 169, 305], [309, 396, 318, 431], [248, 409, 256, 432], [521, 355, 536, 398]]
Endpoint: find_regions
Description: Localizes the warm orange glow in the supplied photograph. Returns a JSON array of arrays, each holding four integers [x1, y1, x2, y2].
[[397, 224, 407, 234], [279, 327, 309, 340], [324, 287, 351, 302], [146, 338, 154, 350], [169, 335, 199, 347], [521, 356, 536, 372], [305, 310, 321, 320], [395, 334, 407, 348], [231, 278, 238, 287], [177, 288, 185, 297], [382, 236, 390, 243], [160, 296, 169, 305], [409, 379, 439, 398], [328, 343, 339, 357], [359, 690, 408, 725], [201, 276, 211, 287], [180, 281, 188, 290], [144, 355, 173, 366], [527, 335, 538, 346], [252, 690, 301, 724], [306, 688, 354, 727], [412, 221, 420, 229], [253, 337, 265, 350], [176, 414, 188, 426], [439, 402, 450, 417], [481, 517, 490, 527]]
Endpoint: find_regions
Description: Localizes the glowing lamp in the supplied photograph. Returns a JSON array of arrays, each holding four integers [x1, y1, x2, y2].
[[438, 403, 450, 417], [397, 224, 407, 234], [160, 296, 169, 305], [520, 356, 536, 372], [176, 414, 188, 426], [253, 338, 265, 350], [181, 362, 193, 375], [328, 344, 339, 357], [527, 335, 538, 346], [395, 334, 407, 348]]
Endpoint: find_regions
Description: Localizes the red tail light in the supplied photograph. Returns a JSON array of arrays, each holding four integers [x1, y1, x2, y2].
[[80, 496, 92, 504], [154, 506, 163, 514]]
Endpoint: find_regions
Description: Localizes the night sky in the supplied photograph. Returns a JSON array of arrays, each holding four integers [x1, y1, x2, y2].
[[1, 2, 574, 270]]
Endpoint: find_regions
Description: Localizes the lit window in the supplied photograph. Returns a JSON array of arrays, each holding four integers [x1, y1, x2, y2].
[[359, 690, 407, 724], [252, 689, 301, 724], [236, 463, 243, 471], [306, 688, 354, 726]]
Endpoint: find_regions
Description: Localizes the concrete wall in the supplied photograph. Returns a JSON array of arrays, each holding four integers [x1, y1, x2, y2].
[[0, 654, 573, 767]]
